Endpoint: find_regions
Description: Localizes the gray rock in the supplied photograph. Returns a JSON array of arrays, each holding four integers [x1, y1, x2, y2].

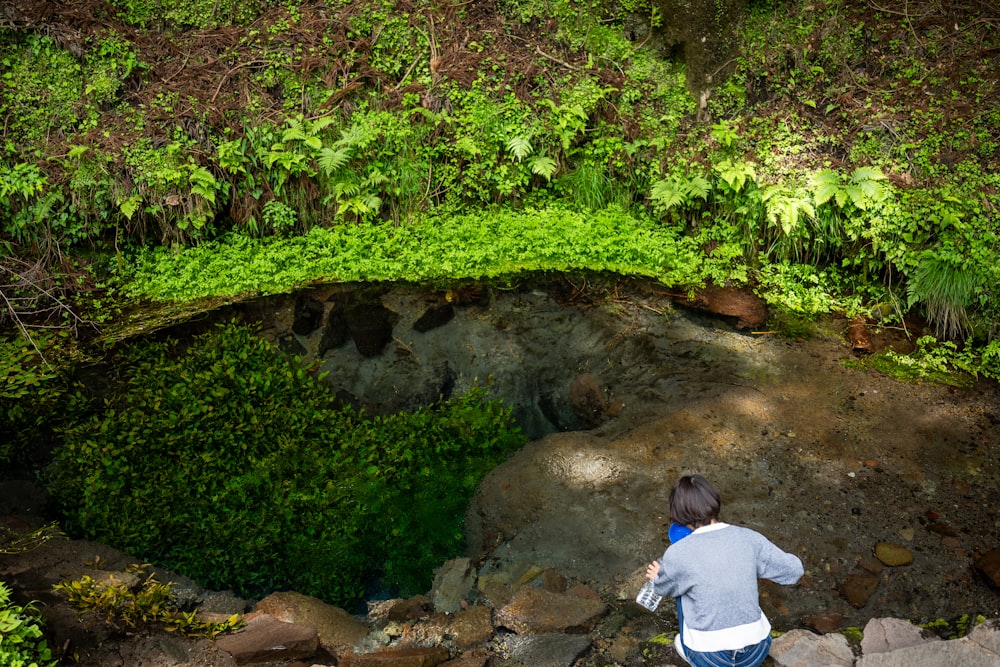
[[770, 629, 855, 667], [494, 586, 606, 634], [860, 617, 938, 655], [967, 619, 1000, 655], [855, 636, 1000, 667], [431, 557, 476, 613], [499, 633, 592, 667]]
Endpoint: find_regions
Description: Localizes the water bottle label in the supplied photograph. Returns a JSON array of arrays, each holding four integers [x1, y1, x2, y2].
[[635, 580, 662, 611]]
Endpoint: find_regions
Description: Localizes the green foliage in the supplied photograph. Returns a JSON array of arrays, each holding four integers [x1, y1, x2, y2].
[[110, 0, 265, 29], [121, 205, 704, 301], [846, 335, 986, 387], [53, 565, 243, 637], [907, 252, 978, 340], [47, 323, 526, 605], [0, 582, 57, 667]]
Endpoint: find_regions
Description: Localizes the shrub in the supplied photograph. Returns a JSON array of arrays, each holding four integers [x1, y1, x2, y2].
[[47, 323, 525, 606], [0, 582, 57, 667]]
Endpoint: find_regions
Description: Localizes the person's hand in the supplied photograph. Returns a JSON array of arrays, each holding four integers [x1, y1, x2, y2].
[[646, 560, 660, 581]]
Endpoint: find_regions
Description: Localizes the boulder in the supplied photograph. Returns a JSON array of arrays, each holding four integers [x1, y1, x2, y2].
[[214, 613, 318, 664], [253, 591, 368, 651], [769, 628, 855, 667], [860, 617, 938, 655], [498, 633, 592, 667], [340, 646, 451, 666], [855, 635, 1000, 666], [446, 605, 494, 650], [430, 557, 476, 613], [494, 586, 606, 634]]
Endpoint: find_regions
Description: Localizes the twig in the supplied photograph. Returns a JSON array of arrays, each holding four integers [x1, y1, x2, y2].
[[535, 46, 579, 71]]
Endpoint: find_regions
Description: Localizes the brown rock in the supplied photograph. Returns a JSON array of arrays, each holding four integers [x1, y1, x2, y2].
[[569, 373, 607, 426], [388, 595, 435, 621], [974, 549, 1000, 588], [495, 586, 606, 634], [541, 568, 566, 592], [253, 590, 368, 650], [858, 553, 885, 575], [214, 613, 319, 665], [680, 284, 767, 330], [447, 606, 494, 649], [340, 646, 450, 666], [839, 572, 880, 608], [875, 542, 913, 566], [927, 521, 959, 537], [802, 613, 844, 634], [440, 648, 490, 667]]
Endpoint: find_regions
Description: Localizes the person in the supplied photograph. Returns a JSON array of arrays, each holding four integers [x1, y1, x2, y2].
[[646, 474, 803, 667]]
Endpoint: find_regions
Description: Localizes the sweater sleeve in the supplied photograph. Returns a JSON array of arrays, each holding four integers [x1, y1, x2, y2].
[[756, 536, 804, 585]]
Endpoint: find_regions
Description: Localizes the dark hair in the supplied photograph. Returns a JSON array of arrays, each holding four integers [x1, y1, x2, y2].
[[669, 474, 721, 529]]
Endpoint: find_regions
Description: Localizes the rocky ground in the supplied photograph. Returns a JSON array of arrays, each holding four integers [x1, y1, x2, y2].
[[2, 277, 999, 665]]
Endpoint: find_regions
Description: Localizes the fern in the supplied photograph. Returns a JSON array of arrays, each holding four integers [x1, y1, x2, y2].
[[529, 155, 558, 180], [318, 147, 352, 177], [761, 185, 815, 236], [506, 135, 533, 161]]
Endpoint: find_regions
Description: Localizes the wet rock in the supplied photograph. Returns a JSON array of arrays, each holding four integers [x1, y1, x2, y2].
[[769, 628, 854, 667], [318, 303, 351, 354], [802, 612, 843, 634], [498, 633, 592, 667], [440, 647, 490, 667], [860, 617, 939, 655], [926, 521, 959, 537], [344, 301, 398, 357], [414, 303, 455, 333], [569, 373, 607, 427], [859, 553, 885, 575], [840, 572, 880, 608], [387, 595, 434, 621], [340, 646, 450, 666], [973, 549, 1000, 588], [494, 586, 606, 634], [875, 542, 913, 567], [292, 295, 325, 335], [214, 613, 319, 664], [253, 590, 368, 651], [430, 557, 476, 613], [447, 606, 494, 649], [678, 284, 767, 330]]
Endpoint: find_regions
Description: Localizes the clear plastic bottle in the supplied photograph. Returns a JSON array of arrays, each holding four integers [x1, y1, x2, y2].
[[635, 579, 663, 611]]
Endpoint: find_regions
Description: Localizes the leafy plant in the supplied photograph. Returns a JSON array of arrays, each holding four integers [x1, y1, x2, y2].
[[47, 323, 526, 606], [53, 566, 243, 637], [0, 582, 57, 667]]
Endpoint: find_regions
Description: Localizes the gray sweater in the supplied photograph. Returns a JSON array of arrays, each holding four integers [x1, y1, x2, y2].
[[652, 523, 803, 652]]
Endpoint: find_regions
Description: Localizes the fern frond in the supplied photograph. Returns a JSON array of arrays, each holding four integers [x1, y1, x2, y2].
[[506, 135, 533, 161], [528, 155, 557, 180], [318, 147, 352, 176]]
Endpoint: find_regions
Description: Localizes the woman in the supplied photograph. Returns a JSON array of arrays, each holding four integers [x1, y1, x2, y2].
[[646, 474, 803, 667]]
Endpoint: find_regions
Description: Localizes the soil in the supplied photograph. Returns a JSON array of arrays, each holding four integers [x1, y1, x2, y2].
[[3, 278, 1000, 665]]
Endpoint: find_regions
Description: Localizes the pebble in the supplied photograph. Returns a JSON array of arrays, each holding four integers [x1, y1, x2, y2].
[[875, 542, 913, 567]]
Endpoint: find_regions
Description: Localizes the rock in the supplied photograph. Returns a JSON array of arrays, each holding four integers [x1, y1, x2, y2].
[[386, 595, 434, 621], [973, 549, 1000, 588], [340, 646, 451, 666], [413, 303, 455, 333], [498, 633, 592, 667], [840, 571, 880, 608], [430, 558, 476, 613], [679, 284, 767, 329], [769, 628, 855, 667], [967, 618, 1000, 655], [855, 635, 1000, 666], [447, 606, 494, 649], [440, 647, 490, 667], [292, 295, 325, 335], [860, 617, 939, 655], [494, 586, 606, 634], [848, 316, 873, 353], [344, 300, 398, 357], [318, 303, 351, 354], [252, 591, 368, 651], [802, 612, 844, 634], [569, 373, 607, 427], [214, 613, 319, 665], [858, 553, 885, 575], [874, 542, 913, 567]]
